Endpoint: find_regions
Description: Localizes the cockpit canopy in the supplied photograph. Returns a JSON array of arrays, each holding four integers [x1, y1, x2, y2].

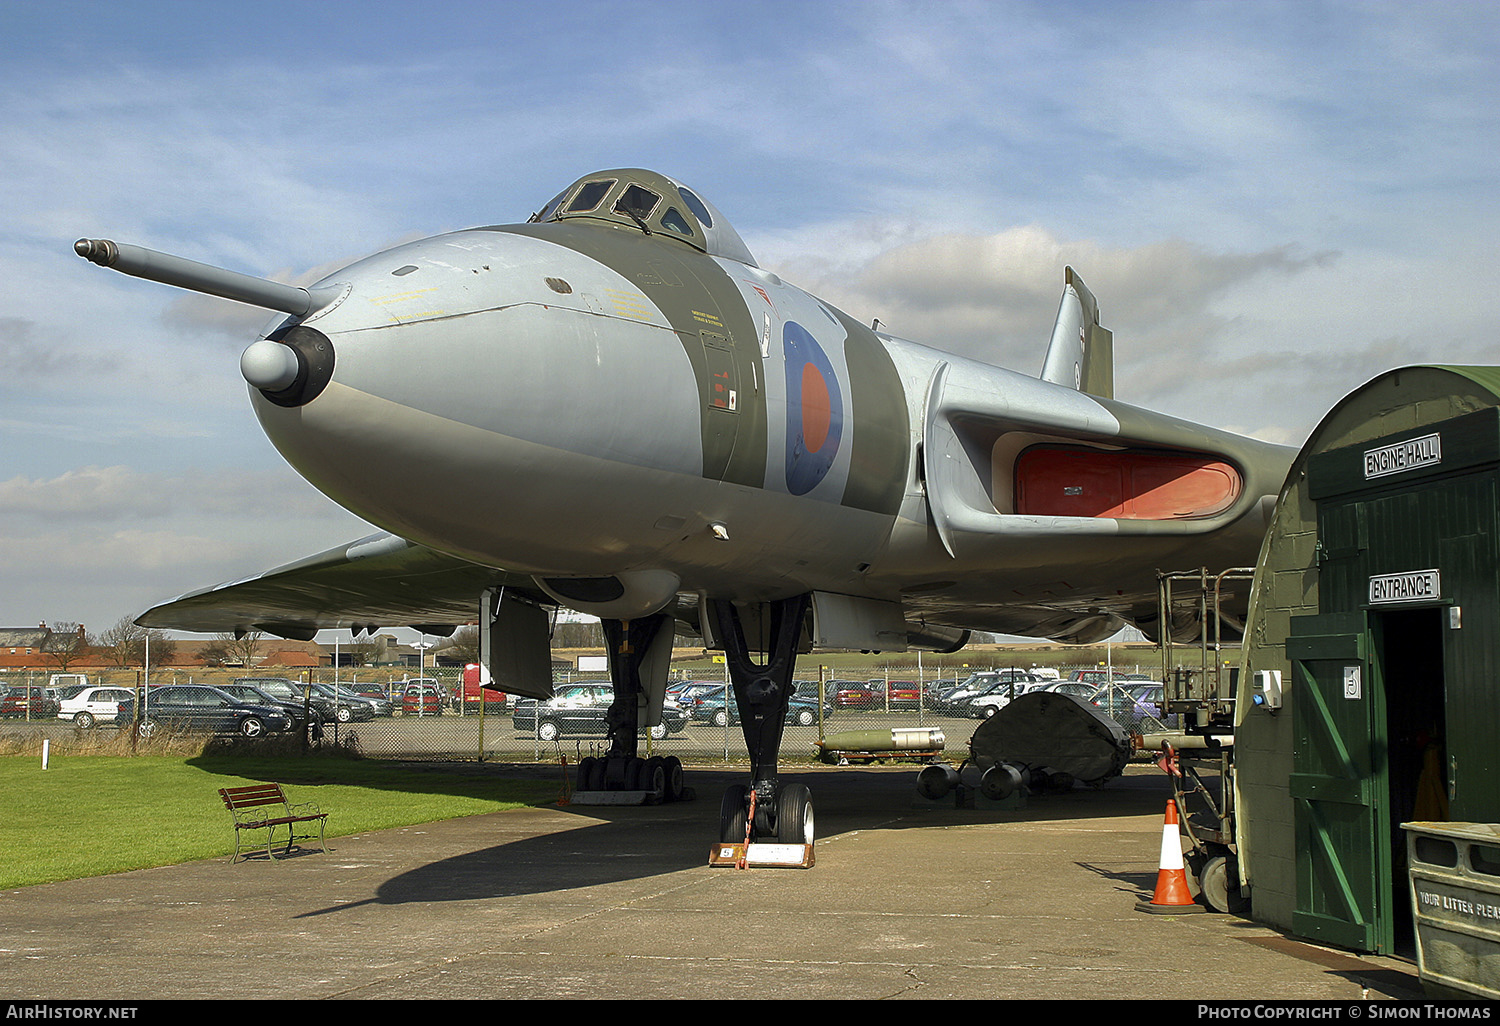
[[531, 169, 757, 267]]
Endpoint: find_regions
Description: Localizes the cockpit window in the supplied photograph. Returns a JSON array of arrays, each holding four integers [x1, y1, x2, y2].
[[678, 187, 714, 228], [566, 179, 615, 213], [531, 189, 568, 223], [660, 206, 694, 237], [614, 184, 660, 221], [526, 169, 757, 266]]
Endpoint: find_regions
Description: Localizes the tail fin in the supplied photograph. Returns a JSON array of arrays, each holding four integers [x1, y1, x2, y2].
[[1039, 267, 1113, 399]]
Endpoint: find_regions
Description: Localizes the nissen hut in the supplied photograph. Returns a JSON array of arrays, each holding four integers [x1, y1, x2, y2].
[[1237, 365, 1500, 956]]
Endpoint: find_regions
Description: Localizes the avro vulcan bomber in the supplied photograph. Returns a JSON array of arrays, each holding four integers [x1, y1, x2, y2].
[[77, 168, 1294, 845]]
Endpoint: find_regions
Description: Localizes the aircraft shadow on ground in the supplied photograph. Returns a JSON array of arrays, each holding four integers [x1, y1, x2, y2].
[[273, 764, 1173, 916]]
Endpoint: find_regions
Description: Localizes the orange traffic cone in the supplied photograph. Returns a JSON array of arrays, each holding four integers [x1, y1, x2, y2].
[[1138, 799, 1203, 914]]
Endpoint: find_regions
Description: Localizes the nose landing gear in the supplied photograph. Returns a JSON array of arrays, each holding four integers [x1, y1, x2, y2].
[[707, 594, 817, 869]]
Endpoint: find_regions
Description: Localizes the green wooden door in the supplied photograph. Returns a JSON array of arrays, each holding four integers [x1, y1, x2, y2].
[[1288, 611, 1390, 952]]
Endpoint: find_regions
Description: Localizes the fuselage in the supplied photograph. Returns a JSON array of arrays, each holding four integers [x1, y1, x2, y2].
[[242, 169, 1295, 640]]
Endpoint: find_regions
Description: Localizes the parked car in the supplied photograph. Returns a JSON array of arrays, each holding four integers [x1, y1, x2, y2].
[[309, 681, 381, 721], [1086, 683, 1156, 730], [0, 686, 61, 719], [512, 683, 687, 741], [233, 677, 340, 723], [401, 681, 444, 716], [216, 682, 320, 737], [831, 680, 877, 708], [882, 680, 923, 710], [933, 671, 1010, 713], [966, 677, 1047, 718], [56, 685, 136, 728], [1038, 681, 1098, 700], [117, 684, 293, 738], [668, 681, 724, 711], [1130, 684, 1179, 729], [350, 681, 394, 702], [688, 688, 821, 727]]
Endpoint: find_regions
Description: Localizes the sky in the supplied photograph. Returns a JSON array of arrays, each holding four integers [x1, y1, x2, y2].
[[2, 0, 1497, 641]]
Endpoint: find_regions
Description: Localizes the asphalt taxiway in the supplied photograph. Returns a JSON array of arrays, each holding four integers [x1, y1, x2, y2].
[[0, 761, 1424, 1002]]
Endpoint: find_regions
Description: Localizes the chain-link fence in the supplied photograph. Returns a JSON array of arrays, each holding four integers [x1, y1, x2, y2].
[[1, 659, 1178, 763]]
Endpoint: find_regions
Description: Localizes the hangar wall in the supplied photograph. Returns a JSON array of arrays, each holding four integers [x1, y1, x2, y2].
[[1237, 365, 1500, 948]]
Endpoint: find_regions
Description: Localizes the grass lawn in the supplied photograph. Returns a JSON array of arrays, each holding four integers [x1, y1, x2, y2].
[[0, 754, 562, 889]]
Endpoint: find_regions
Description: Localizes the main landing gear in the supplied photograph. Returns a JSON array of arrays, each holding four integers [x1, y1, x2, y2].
[[577, 614, 687, 803], [709, 594, 816, 851]]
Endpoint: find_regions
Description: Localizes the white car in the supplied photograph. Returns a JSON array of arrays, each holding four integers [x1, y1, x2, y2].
[[57, 686, 135, 728], [967, 681, 1051, 718]]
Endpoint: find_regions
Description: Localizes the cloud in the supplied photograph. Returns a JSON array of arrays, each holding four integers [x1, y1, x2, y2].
[[0, 465, 344, 522], [778, 223, 1331, 371]]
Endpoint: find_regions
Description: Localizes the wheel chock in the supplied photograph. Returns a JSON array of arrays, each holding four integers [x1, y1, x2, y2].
[[708, 842, 815, 869]]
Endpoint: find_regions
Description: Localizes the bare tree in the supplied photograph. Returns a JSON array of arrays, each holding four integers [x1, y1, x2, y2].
[[445, 626, 480, 665], [215, 631, 264, 668], [44, 621, 88, 671], [95, 616, 146, 668]]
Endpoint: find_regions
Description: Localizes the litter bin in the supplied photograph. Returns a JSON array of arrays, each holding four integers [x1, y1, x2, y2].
[[1404, 821, 1500, 998]]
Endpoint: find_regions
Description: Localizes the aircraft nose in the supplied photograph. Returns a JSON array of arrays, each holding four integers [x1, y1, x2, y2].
[[240, 326, 336, 407]]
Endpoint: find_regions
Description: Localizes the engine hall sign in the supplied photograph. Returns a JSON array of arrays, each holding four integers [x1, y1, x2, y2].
[[1364, 432, 1442, 479], [1369, 569, 1442, 605]]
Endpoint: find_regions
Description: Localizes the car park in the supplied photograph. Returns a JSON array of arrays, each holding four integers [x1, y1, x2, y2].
[[512, 683, 688, 742], [56, 686, 136, 728], [0, 686, 61, 719], [117, 684, 293, 738]]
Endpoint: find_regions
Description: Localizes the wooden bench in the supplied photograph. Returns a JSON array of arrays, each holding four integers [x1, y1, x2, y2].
[[219, 783, 329, 863]]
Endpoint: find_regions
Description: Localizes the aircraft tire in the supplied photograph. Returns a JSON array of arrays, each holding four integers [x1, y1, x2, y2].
[[776, 783, 814, 845], [641, 757, 666, 795], [587, 758, 609, 791], [576, 756, 596, 790], [719, 784, 749, 843], [663, 756, 684, 801]]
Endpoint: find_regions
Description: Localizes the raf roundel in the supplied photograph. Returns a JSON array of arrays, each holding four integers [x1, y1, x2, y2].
[[782, 321, 844, 496]]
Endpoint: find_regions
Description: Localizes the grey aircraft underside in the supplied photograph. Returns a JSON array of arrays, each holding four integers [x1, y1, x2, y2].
[[77, 168, 1296, 845]]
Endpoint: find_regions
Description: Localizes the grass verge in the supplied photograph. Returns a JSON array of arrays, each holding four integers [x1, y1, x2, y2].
[[0, 751, 562, 889]]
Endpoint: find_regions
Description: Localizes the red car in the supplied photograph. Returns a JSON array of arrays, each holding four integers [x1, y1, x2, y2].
[[884, 681, 923, 709], [832, 681, 876, 708], [1, 687, 61, 719], [401, 682, 444, 716]]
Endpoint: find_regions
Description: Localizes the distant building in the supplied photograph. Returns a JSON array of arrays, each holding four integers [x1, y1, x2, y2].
[[0, 623, 88, 670]]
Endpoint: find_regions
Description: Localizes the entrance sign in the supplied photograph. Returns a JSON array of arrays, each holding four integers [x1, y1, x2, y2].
[[1368, 569, 1442, 605]]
